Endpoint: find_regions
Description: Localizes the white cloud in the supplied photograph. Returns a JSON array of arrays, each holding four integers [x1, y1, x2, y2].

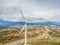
[[0, 14, 24, 22], [33, 9, 60, 22], [0, 0, 60, 22]]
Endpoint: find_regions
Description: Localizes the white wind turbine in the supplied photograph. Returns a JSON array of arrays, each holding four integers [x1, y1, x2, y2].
[[19, 10, 27, 45]]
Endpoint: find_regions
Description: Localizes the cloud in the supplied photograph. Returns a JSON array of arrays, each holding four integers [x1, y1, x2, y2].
[[0, 7, 25, 22], [0, 0, 60, 22], [33, 9, 60, 21]]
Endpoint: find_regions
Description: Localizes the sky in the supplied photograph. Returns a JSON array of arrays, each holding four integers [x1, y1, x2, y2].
[[0, 0, 60, 22]]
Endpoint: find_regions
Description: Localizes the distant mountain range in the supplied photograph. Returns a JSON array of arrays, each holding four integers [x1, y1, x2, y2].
[[0, 20, 60, 28]]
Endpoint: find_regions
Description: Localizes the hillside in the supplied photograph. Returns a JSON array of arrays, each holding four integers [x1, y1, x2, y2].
[[0, 25, 60, 45]]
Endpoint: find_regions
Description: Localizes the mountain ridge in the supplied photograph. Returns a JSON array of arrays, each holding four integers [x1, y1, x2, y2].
[[0, 20, 60, 28]]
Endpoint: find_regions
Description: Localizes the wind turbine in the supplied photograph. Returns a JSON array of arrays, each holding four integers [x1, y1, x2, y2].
[[19, 10, 27, 45]]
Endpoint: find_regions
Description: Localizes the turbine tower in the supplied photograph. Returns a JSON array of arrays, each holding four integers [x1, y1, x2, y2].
[[19, 10, 27, 45]]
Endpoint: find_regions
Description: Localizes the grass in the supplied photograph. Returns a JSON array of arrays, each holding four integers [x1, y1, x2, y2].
[[0, 26, 60, 45], [0, 30, 24, 44]]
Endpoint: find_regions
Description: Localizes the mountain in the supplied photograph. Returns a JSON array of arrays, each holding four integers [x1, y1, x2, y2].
[[0, 21, 25, 28], [0, 20, 60, 28], [28, 22, 60, 26]]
